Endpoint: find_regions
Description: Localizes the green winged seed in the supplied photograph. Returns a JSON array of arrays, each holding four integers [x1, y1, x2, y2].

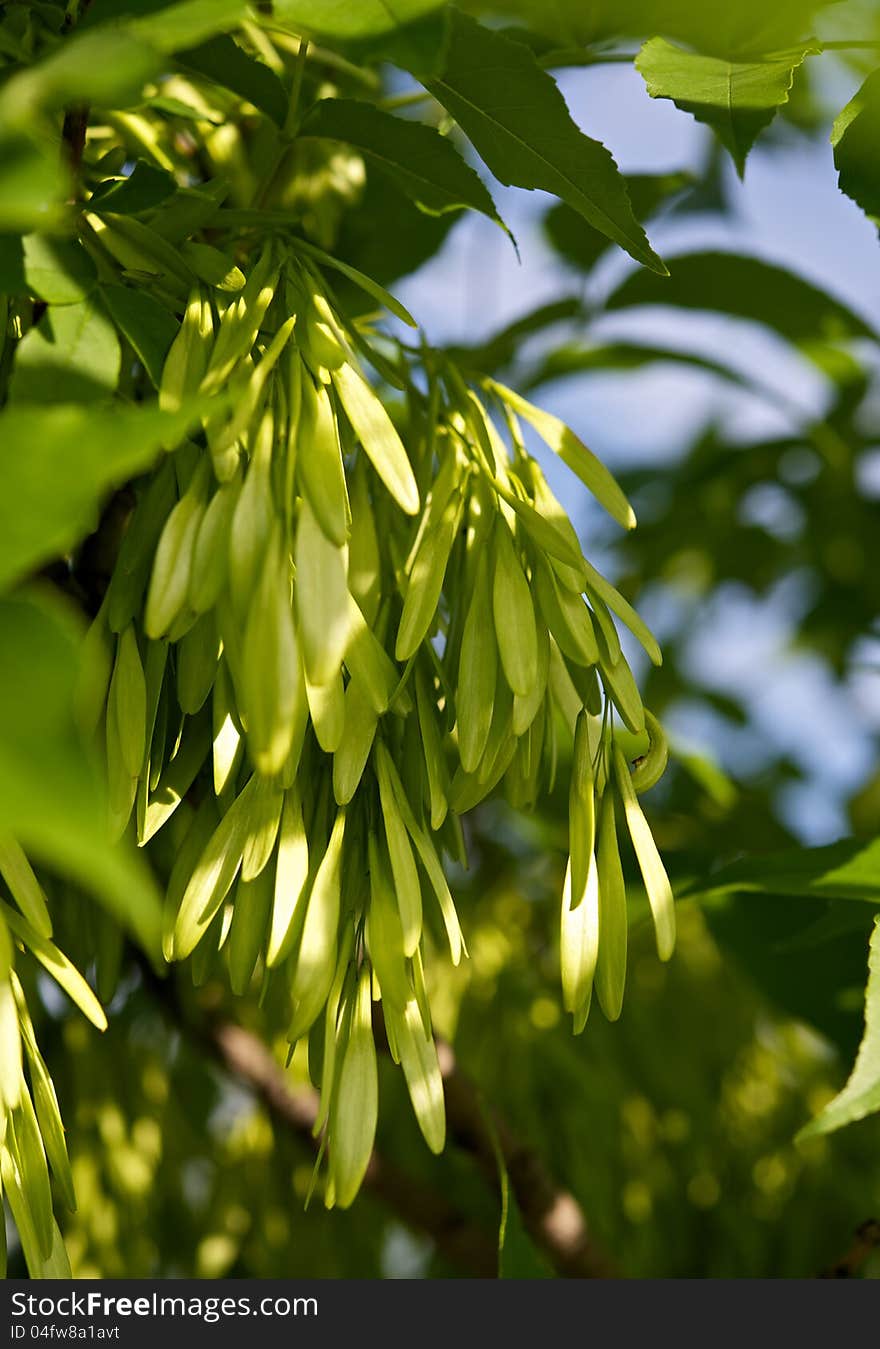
[[396, 492, 461, 661], [240, 777, 284, 882], [189, 481, 239, 614], [599, 652, 645, 737], [176, 611, 219, 716], [9, 1096, 53, 1260], [347, 456, 382, 626], [535, 561, 598, 668], [0, 904, 106, 1031], [288, 809, 346, 1042], [159, 287, 213, 415], [227, 863, 274, 995], [240, 529, 301, 777], [613, 746, 675, 961], [0, 979, 22, 1110], [313, 929, 355, 1134], [560, 855, 599, 1030], [212, 660, 244, 797], [330, 966, 378, 1208], [333, 680, 378, 806], [228, 413, 273, 622], [173, 775, 262, 960], [376, 748, 422, 959], [305, 667, 346, 754], [595, 790, 627, 1023], [512, 620, 550, 737], [267, 787, 310, 968], [344, 596, 399, 715], [415, 666, 449, 831], [13, 984, 75, 1211], [456, 550, 497, 774], [569, 711, 596, 908], [379, 746, 464, 966], [392, 996, 445, 1154], [332, 362, 419, 516], [0, 836, 52, 940], [367, 834, 411, 1013], [296, 497, 353, 687], [297, 373, 350, 547], [491, 517, 538, 697], [489, 380, 636, 531], [581, 556, 662, 667], [144, 464, 209, 639]]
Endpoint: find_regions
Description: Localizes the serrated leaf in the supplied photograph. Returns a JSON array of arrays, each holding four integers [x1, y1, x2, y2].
[[832, 69, 880, 223], [301, 97, 504, 228], [799, 916, 880, 1139], [424, 12, 665, 274], [636, 37, 819, 176]]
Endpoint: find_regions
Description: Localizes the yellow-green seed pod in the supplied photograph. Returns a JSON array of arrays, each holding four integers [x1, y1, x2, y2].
[[396, 491, 461, 661], [347, 456, 382, 626], [456, 550, 497, 774], [305, 667, 346, 754], [1, 903, 107, 1031], [176, 611, 220, 715], [344, 597, 399, 715], [189, 480, 240, 614], [389, 996, 445, 1154], [0, 978, 22, 1110], [107, 626, 146, 780], [13, 978, 76, 1212], [302, 290, 348, 372], [288, 809, 346, 1042], [534, 560, 598, 668], [212, 660, 243, 798], [329, 965, 378, 1208], [560, 854, 599, 1032], [228, 412, 273, 622], [296, 374, 350, 547], [240, 527, 302, 777], [332, 679, 377, 806], [491, 518, 538, 697], [173, 775, 263, 959], [568, 710, 596, 907], [375, 746, 422, 958], [613, 746, 675, 961], [159, 287, 213, 415], [227, 862, 274, 995], [595, 790, 627, 1022], [332, 362, 419, 516], [415, 666, 449, 831], [313, 925, 355, 1134], [366, 834, 411, 1012], [267, 786, 310, 968], [512, 620, 550, 737], [600, 652, 645, 737], [296, 497, 353, 687], [145, 462, 210, 639], [9, 1093, 54, 1259], [240, 776, 284, 882], [0, 836, 52, 940]]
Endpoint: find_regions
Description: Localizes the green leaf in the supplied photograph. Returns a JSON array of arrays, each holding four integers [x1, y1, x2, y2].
[[271, 0, 443, 41], [684, 837, 880, 905], [0, 234, 25, 292], [636, 37, 819, 176], [799, 917, 880, 1139], [606, 251, 878, 351], [0, 402, 202, 589], [832, 69, 880, 222], [178, 35, 288, 126], [100, 283, 179, 388], [423, 12, 666, 274], [88, 161, 178, 215], [521, 340, 750, 393], [544, 172, 694, 274], [0, 30, 160, 122], [22, 235, 97, 305], [0, 590, 163, 961], [0, 133, 66, 233], [300, 98, 504, 226], [9, 298, 121, 404], [130, 0, 249, 53]]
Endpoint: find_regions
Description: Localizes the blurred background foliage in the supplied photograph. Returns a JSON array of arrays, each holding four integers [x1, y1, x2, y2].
[[3, 0, 880, 1278]]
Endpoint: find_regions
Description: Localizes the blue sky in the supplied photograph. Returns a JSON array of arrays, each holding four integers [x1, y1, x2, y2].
[[393, 58, 880, 843]]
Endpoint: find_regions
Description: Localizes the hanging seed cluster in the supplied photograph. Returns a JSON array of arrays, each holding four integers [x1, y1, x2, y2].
[[2, 239, 674, 1224]]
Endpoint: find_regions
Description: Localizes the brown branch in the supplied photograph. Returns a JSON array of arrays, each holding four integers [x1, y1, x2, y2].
[[820, 1219, 880, 1278], [434, 1038, 617, 1279], [207, 1021, 497, 1277]]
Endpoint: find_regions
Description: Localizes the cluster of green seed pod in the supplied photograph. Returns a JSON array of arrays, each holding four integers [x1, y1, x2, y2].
[[0, 836, 102, 1277], [66, 239, 676, 1207]]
